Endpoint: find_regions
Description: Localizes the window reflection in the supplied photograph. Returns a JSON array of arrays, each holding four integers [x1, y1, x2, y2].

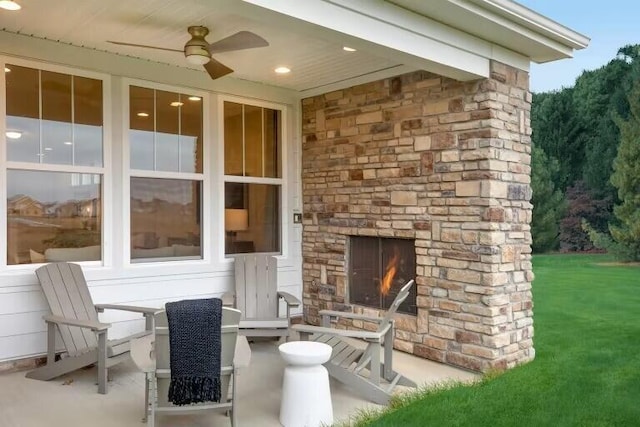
[[130, 178, 202, 261], [7, 170, 102, 265], [5, 116, 40, 162], [5, 65, 103, 167]]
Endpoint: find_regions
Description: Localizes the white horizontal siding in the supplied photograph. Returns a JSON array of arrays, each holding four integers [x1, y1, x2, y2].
[[0, 333, 52, 361], [0, 261, 303, 362]]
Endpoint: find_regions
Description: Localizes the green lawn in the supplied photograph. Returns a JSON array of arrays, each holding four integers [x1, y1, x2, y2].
[[367, 254, 640, 427]]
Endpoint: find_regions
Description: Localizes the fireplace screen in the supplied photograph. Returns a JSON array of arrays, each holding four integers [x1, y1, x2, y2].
[[349, 236, 417, 315]]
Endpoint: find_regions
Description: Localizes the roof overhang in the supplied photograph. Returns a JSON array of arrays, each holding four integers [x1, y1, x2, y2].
[[0, 0, 589, 98]]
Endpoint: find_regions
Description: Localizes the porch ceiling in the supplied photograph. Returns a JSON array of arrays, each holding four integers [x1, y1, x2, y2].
[[0, 0, 588, 96], [0, 0, 405, 94]]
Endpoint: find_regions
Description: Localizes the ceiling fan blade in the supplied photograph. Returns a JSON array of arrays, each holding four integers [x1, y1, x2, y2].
[[208, 31, 269, 54], [203, 57, 234, 80], [107, 40, 183, 54]]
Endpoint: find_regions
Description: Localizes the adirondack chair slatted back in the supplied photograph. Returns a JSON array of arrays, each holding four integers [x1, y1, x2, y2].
[[377, 280, 415, 334], [234, 254, 278, 320], [35, 262, 99, 356], [153, 307, 241, 408]]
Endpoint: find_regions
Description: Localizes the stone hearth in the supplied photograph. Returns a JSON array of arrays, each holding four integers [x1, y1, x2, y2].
[[300, 61, 534, 372]]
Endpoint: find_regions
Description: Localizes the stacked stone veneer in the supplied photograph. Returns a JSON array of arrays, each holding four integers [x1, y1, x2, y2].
[[300, 61, 534, 372]]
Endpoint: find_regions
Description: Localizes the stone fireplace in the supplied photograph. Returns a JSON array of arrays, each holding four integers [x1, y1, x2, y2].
[[301, 61, 534, 373]]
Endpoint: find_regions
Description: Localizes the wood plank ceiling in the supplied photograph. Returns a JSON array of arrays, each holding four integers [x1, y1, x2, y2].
[[0, 0, 401, 92]]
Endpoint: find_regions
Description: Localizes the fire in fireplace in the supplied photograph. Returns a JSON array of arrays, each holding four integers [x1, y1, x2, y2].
[[348, 236, 417, 315]]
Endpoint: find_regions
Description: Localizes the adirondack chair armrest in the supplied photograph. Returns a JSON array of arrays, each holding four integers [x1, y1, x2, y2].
[[319, 309, 384, 323], [221, 292, 235, 307], [292, 324, 385, 342], [277, 291, 301, 307], [43, 314, 111, 332], [94, 303, 159, 315]]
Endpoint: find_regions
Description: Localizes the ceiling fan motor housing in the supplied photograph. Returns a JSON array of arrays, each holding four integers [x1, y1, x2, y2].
[[184, 26, 211, 65]]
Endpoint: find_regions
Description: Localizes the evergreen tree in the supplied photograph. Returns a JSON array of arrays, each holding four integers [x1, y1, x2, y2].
[[608, 83, 640, 260], [531, 89, 584, 190], [577, 54, 633, 196], [531, 146, 566, 252]]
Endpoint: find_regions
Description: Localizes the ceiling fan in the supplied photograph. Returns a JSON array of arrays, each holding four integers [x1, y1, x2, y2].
[[108, 26, 269, 80]]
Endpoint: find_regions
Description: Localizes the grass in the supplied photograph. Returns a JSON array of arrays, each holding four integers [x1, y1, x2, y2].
[[352, 254, 640, 427]]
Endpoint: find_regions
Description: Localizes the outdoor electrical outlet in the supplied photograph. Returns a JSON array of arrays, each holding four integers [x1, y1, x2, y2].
[[293, 213, 302, 224]]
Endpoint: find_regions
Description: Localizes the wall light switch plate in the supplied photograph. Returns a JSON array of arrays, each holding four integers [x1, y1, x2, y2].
[[293, 213, 302, 224]]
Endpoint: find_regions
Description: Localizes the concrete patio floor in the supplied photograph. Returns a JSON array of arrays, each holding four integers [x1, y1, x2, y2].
[[0, 339, 478, 426]]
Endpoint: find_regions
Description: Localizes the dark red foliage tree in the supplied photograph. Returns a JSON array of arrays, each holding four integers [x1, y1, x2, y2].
[[559, 181, 612, 252]]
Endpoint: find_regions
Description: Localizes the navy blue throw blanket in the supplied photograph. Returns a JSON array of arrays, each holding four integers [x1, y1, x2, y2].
[[165, 298, 222, 405]]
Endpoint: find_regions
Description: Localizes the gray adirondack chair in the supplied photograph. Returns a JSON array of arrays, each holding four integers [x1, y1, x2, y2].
[[131, 306, 242, 426], [26, 262, 157, 394], [227, 254, 300, 339], [292, 279, 417, 405]]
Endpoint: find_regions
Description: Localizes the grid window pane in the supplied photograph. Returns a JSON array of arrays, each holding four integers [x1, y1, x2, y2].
[[244, 105, 262, 177], [224, 102, 243, 176], [223, 102, 282, 179], [264, 109, 281, 178], [5, 65, 103, 166], [129, 86, 202, 173]]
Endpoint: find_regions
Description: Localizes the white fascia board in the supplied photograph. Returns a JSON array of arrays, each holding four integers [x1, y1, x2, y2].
[[451, 0, 586, 61], [472, 0, 590, 50], [241, 0, 492, 81], [0, 32, 298, 106], [334, 0, 530, 71]]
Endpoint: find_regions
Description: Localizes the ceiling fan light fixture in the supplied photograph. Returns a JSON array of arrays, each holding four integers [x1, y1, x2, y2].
[[185, 45, 211, 65], [184, 26, 211, 65]]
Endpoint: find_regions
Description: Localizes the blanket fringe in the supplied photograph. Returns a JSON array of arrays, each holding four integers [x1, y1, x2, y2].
[[168, 376, 222, 406]]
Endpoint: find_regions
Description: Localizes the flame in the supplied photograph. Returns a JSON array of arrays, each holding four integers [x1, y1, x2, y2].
[[380, 250, 399, 296]]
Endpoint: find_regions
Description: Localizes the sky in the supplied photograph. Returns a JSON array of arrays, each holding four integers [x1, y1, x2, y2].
[[516, 0, 640, 92]]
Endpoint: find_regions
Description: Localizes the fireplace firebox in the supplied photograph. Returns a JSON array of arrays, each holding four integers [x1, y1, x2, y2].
[[348, 236, 417, 315]]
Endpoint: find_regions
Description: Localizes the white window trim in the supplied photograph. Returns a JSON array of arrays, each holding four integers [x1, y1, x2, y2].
[[217, 94, 289, 260], [1, 56, 112, 270], [122, 78, 210, 268]]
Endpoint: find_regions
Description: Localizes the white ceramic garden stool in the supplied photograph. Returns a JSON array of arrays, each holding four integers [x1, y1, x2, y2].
[[279, 341, 333, 427]]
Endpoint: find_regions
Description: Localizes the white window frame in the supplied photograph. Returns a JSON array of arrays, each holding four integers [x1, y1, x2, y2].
[[218, 94, 288, 259], [122, 78, 210, 267], [0, 56, 112, 270]]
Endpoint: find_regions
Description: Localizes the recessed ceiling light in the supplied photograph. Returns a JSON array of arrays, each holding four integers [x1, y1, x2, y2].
[[188, 96, 201, 101], [6, 131, 21, 139], [170, 101, 184, 107], [44, 147, 53, 151], [137, 112, 149, 117], [4, 67, 10, 73], [63, 141, 73, 145], [275, 66, 291, 74], [343, 46, 357, 52], [0, 1, 21, 11]]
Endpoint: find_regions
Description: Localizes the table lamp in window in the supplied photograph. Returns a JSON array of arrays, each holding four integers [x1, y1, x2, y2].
[[225, 208, 249, 252]]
